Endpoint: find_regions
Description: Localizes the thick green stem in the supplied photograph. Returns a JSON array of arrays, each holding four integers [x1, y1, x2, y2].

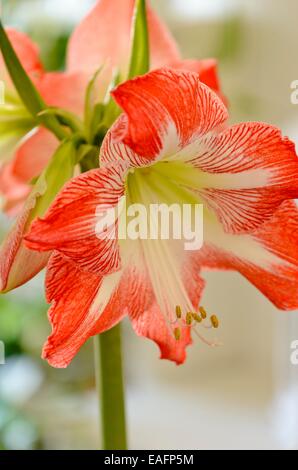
[[94, 324, 127, 450]]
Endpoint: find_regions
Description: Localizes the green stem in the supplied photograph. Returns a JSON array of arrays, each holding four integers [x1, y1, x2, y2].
[[94, 324, 128, 450]]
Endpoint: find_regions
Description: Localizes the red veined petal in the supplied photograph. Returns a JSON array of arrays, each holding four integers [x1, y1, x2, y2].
[[200, 200, 298, 310], [128, 252, 205, 364], [184, 122, 298, 233], [25, 164, 128, 275], [111, 68, 228, 161], [67, 0, 180, 76], [170, 58, 221, 94], [43, 252, 127, 368]]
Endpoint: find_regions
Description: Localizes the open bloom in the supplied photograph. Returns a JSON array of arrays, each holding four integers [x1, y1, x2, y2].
[[0, 0, 223, 293], [0, 0, 222, 214], [25, 68, 298, 368]]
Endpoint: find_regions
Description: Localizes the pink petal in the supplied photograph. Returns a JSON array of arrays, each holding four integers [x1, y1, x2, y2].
[[25, 164, 128, 275], [200, 200, 298, 310], [0, 162, 30, 215], [37, 71, 87, 117], [0, 197, 50, 292], [67, 0, 180, 76], [1, 28, 43, 88], [111, 68, 228, 160], [11, 128, 59, 183]]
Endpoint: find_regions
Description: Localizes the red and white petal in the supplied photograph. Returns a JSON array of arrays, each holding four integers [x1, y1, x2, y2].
[[43, 252, 126, 368], [101, 121, 150, 168], [25, 164, 128, 275], [111, 68, 228, 161], [179, 122, 298, 233], [170, 59, 221, 95], [43, 254, 152, 368], [130, 302, 192, 365], [129, 251, 205, 364], [0, 197, 50, 292], [200, 201, 298, 310], [11, 128, 59, 183], [67, 0, 180, 76], [0, 28, 43, 90]]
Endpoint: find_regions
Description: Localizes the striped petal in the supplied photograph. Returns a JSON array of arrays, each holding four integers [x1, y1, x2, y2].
[[177, 123, 298, 233], [199, 201, 298, 310], [111, 68, 228, 161], [25, 163, 128, 275]]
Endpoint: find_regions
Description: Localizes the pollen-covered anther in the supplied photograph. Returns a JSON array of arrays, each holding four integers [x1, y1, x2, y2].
[[175, 305, 182, 319], [192, 313, 202, 323], [186, 312, 193, 325], [199, 306, 207, 319], [210, 315, 219, 329], [174, 327, 181, 341]]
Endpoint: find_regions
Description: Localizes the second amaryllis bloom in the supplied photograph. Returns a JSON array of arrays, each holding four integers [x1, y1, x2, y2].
[[25, 68, 298, 368]]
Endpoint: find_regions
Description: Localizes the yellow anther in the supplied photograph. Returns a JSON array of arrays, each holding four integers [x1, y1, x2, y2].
[[199, 306, 207, 319], [176, 305, 182, 319], [174, 327, 181, 341], [192, 313, 202, 323], [210, 315, 219, 329], [186, 312, 193, 325]]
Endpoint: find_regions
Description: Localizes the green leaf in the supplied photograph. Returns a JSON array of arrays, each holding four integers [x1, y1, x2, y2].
[[128, 0, 149, 79], [27, 139, 76, 224], [0, 21, 67, 140], [84, 66, 104, 132], [38, 107, 83, 133]]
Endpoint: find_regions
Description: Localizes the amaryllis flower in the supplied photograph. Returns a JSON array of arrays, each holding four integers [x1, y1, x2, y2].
[[25, 68, 298, 368], [0, 0, 223, 293]]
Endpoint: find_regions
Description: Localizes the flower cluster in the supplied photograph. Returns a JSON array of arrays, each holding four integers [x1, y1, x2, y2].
[[1, 0, 298, 368]]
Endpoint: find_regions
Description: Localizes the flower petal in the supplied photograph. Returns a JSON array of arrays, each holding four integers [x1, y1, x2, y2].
[[37, 72, 87, 117], [200, 201, 298, 310], [182, 123, 298, 233], [0, 139, 76, 292], [170, 58, 221, 95], [67, 0, 180, 76], [25, 164, 128, 275], [11, 128, 59, 183], [0, 28, 43, 90], [0, 196, 50, 292], [111, 68, 228, 160], [0, 162, 30, 215], [128, 251, 205, 364], [43, 252, 126, 368]]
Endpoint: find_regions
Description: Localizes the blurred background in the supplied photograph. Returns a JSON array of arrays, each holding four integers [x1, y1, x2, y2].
[[0, 0, 298, 450]]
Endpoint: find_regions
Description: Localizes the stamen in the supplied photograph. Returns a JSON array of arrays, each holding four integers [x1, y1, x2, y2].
[[193, 328, 222, 348], [174, 327, 181, 341], [210, 315, 219, 329], [175, 305, 182, 319], [192, 313, 202, 323], [199, 306, 207, 319], [186, 312, 193, 325]]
